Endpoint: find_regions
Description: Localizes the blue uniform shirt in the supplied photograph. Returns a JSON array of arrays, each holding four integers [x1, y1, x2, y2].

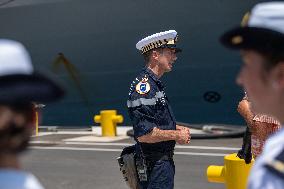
[[127, 67, 176, 155], [248, 128, 284, 189]]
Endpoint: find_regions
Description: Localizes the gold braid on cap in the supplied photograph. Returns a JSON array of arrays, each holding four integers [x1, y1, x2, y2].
[[141, 36, 178, 54], [241, 12, 250, 27], [231, 12, 250, 45]]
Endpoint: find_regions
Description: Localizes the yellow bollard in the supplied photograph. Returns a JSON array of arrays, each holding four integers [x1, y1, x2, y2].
[[207, 153, 254, 189], [94, 110, 123, 137], [32, 103, 45, 136], [35, 111, 39, 136]]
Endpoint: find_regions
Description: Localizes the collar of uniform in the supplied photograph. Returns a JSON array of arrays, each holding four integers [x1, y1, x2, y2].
[[143, 67, 165, 88], [144, 67, 159, 82]]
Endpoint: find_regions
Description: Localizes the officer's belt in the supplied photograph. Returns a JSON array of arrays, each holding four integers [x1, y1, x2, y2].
[[144, 151, 174, 163]]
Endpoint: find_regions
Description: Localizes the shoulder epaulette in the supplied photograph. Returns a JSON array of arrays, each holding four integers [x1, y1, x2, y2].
[[264, 149, 284, 179]]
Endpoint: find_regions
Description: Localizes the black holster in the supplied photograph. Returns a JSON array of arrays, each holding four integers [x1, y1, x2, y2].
[[237, 126, 252, 164]]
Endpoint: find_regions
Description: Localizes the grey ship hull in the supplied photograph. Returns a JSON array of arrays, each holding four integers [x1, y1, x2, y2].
[[0, 0, 260, 126]]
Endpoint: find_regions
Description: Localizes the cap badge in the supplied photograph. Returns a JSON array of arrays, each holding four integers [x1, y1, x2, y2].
[[232, 35, 243, 45], [167, 39, 175, 45]]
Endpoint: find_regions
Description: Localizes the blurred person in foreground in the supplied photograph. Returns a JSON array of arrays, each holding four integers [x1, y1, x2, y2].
[[0, 39, 64, 189], [220, 2, 284, 188]]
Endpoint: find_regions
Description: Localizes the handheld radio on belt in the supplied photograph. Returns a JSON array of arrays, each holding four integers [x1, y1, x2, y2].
[[135, 143, 148, 182], [117, 145, 142, 189]]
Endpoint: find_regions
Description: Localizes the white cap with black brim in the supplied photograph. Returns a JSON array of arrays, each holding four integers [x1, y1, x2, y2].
[[220, 2, 284, 51], [0, 39, 64, 104], [136, 30, 182, 54]]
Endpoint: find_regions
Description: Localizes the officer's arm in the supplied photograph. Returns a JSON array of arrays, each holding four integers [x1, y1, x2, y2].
[[138, 127, 189, 144], [128, 90, 189, 144], [137, 127, 178, 143]]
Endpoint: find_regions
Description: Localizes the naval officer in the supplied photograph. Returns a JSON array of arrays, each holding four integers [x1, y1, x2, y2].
[[127, 30, 191, 189], [220, 2, 284, 188]]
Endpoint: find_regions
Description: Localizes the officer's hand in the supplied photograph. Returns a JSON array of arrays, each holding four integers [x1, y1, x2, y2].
[[177, 126, 191, 143], [176, 128, 190, 144], [176, 125, 188, 131]]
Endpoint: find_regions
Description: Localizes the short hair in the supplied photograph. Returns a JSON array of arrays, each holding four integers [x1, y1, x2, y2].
[[143, 48, 163, 64], [255, 48, 284, 71]]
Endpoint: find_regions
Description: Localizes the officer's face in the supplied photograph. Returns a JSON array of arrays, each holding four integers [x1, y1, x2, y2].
[[237, 50, 278, 116], [157, 48, 177, 72]]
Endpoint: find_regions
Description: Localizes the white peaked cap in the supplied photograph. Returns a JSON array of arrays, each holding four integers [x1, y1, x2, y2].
[[0, 39, 33, 76], [220, 1, 284, 49], [136, 30, 177, 50], [135, 30, 181, 54], [0, 39, 64, 103], [249, 2, 284, 34]]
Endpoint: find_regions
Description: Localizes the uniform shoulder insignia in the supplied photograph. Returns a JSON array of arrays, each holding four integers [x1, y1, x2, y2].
[[264, 149, 284, 179], [135, 77, 150, 95]]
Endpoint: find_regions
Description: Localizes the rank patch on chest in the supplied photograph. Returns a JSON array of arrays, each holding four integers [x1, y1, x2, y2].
[[136, 80, 150, 94]]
